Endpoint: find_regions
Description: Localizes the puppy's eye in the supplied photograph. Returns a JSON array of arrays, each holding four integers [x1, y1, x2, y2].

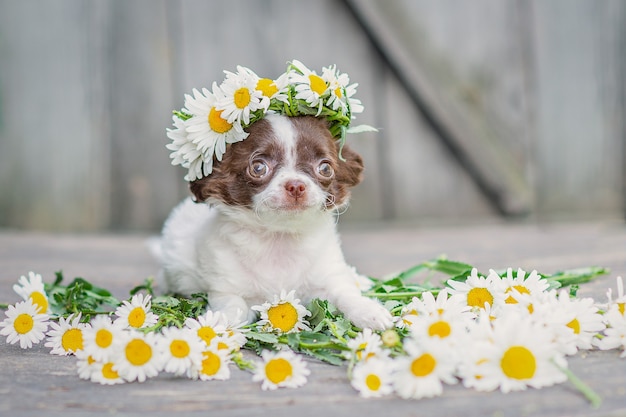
[[249, 160, 269, 178], [317, 161, 334, 178]]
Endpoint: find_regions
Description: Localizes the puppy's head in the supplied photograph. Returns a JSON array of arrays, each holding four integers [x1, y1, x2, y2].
[[189, 114, 363, 222]]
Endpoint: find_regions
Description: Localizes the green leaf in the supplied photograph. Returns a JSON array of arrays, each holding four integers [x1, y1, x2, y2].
[[246, 331, 279, 345], [306, 299, 328, 328], [302, 349, 345, 366], [346, 124, 378, 134], [130, 278, 155, 296]]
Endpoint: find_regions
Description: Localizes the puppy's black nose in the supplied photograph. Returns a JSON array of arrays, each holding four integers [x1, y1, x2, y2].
[[285, 180, 306, 199]]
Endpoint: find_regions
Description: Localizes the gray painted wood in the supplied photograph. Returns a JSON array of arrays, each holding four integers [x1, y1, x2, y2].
[[0, 0, 623, 231]]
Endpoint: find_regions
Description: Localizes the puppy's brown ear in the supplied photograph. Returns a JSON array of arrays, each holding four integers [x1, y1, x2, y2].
[[189, 176, 212, 203], [335, 142, 364, 187], [329, 141, 364, 207]]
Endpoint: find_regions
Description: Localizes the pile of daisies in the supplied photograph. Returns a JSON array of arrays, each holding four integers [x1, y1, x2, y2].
[[1, 266, 625, 403], [167, 60, 371, 181]]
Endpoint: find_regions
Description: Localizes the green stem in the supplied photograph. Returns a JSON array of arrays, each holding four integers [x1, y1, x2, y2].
[[298, 341, 350, 351], [363, 290, 437, 300], [232, 352, 256, 372], [552, 360, 602, 408]]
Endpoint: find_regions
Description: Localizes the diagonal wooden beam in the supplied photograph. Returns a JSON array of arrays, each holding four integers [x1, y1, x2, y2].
[[342, 0, 532, 217]]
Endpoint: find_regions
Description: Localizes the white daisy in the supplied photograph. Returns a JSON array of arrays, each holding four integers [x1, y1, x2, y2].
[[184, 309, 228, 347], [157, 326, 204, 377], [422, 289, 471, 318], [392, 337, 458, 399], [471, 311, 568, 393], [457, 314, 500, 392], [350, 358, 394, 398], [252, 290, 311, 334], [594, 301, 626, 356], [447, 269, 505, 312], [112, 330, 162, 383], [321, 64, 363, 115], [114, 293, 159, 330], [191, 344, 232, 381], [547, 290, 606, 353], [605, 276, 625, 318], [90, 360, 125, 385], [166, 115, 204, 181], [184, 84, 248, 167], [252, 349, 310, 390], [395, 296, 426, 329], [13, 271, 50, 314], [75, 349, 99, 380], [256, 71, 290, 105], [220, 311, 249, 350], [45, 313, 89, 355], [82, 315, 124, 362], [218, 66, 269, 125], [347, 328, 386, 362], [0, 299, 49, 349], [501, 268, 550, 305], [407, 309, 469, 348], [289, 60, 329, 115]]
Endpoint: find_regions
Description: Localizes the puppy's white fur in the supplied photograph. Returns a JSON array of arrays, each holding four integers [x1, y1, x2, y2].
[[155, 114, 392, 330]]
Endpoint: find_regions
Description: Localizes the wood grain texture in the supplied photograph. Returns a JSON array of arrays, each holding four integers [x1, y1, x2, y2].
[[0, 0, 623, 231]]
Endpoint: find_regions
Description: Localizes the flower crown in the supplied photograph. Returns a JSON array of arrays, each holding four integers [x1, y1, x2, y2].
[[166, 60, 375, 181]]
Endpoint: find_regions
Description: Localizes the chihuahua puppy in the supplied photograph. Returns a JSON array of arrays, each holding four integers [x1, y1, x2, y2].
[[155, 114, 392, 330]]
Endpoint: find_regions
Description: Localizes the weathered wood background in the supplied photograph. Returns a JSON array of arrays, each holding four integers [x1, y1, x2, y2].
[[0, 0, 624, 231]]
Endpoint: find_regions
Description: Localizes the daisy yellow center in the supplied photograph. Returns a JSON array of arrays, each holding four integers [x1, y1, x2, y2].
[[256, 78, 278, 98], [618, 302, 625, 316], [527, 304, 534, 314], [566, 318, 581, 334], [467, 287, 494, 308], [170, 339, 191, 358], [411, 353, 436, 377], [128, 307, 146, 328], [201, 351, 221, 376], [334, 87, 343, 98], [234, 87, 251, 109], [365, 374, 381, 391], [217, 341, 229, 350], [428, 320, 452, 338], [265, 358, 293, 384], [505, 285, 530, 304], [87, 355, 96, 365], [501, 346, 536, 380], [102, 362, 119, 380], [267, 302, 298, 333], [197, 326, 217, 345], [62, 328, 84, 352], [95, 329, 113, 348], [14, 313, 34, 334], [29, 292, 48, 313], [125, 338, 152, 366], [208, 107, 232, 133], [308, 74, 327, 95]]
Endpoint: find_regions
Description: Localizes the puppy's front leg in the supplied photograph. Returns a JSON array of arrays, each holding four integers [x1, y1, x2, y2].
[[333, 292, 393, 331], [207, 292, 256, 324], [319, 268, 393, 331]]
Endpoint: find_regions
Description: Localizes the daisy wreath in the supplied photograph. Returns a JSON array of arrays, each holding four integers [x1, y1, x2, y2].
[[166, 60, 374, 181], [1, 259, 624, 408]]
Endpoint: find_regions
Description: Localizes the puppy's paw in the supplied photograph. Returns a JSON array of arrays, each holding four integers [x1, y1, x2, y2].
[[342, 297, 393, 331]]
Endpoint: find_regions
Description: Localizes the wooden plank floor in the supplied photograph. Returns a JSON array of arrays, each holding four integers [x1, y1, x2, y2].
[[1, 222, 625, 417]]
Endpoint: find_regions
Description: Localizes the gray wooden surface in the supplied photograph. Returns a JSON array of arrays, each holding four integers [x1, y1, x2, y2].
[[1, 222, 625, 416], [0, 0, 624, 231]]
